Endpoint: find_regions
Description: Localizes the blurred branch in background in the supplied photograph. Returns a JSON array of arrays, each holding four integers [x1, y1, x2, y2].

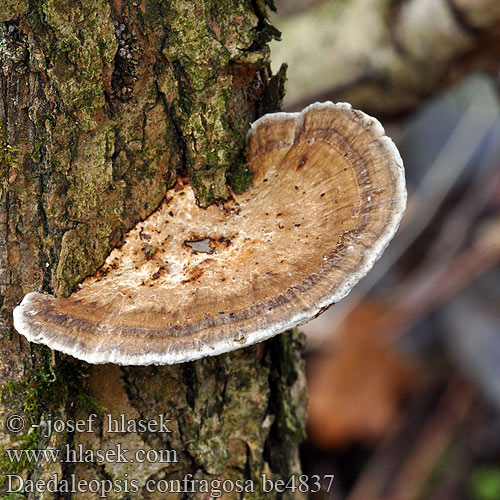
[[271, 0, 500, 114], [348, 376, 476, 500]]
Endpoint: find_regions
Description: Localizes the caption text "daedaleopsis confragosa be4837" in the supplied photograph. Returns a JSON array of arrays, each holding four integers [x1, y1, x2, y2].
[[4, 412, 335, 497]]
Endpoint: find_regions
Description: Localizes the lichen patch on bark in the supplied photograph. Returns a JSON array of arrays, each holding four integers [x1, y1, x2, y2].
[[160, 0, 280, 206]]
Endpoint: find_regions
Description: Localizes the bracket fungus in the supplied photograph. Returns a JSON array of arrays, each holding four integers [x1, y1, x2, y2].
[[13, 102, 406, 365]]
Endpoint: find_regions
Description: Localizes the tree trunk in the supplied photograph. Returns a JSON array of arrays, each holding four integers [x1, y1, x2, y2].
[[0, 1, 306, 498]]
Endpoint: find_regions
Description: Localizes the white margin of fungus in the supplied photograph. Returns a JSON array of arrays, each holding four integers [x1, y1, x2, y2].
[[13, 102, 407, 365]]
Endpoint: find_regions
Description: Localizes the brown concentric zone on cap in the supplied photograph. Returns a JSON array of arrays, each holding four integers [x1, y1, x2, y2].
[[13, 102, 406, 365]]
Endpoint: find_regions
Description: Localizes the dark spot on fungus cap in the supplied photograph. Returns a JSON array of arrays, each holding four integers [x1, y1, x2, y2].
[[297, 155, 308, 170], [184, 237, 215, 254], [13, 102, 406, 366]]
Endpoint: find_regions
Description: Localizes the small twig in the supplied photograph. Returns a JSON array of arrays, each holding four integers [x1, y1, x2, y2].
[[387, 217, 500, 340], [347, 376, 475, 500], [384, 377, 475, 500], [400, 125, 500, 291]]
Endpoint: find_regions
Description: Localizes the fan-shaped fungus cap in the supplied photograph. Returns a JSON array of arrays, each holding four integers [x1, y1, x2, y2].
[[13, 102, 406, 365]]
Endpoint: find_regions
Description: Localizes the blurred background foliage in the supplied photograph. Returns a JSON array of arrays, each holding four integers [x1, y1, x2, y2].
[[269, 0, 500, 498]]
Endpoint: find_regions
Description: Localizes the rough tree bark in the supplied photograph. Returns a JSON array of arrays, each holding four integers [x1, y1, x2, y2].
[[0, 1, 307, 498]]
